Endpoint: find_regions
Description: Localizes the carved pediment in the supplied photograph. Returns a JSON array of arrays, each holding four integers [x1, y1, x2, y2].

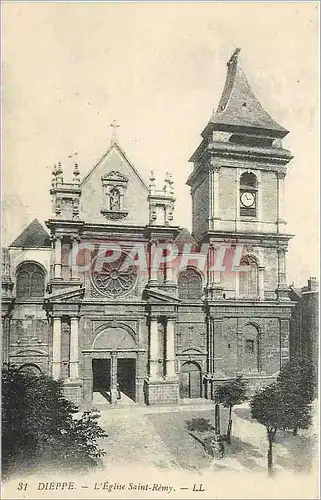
[[181, 348, 203, 355], [144, 288, 181, 304], [101, 171, 129, 184], [45, 286, 85, 304]]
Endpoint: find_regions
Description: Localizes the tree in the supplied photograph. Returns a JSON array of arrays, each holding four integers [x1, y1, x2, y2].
[[250, 383, 283, 475], [277, 356, 315, 435], [2, 364, 108, 478], [214, 376, 247, 444]]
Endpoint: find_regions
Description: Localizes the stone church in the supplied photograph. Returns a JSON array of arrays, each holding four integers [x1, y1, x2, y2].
[[2, 49, 295, 406]]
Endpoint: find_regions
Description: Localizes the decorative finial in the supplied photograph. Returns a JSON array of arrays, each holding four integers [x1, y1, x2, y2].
[[227, 47, 241, 67], [168, 173, 174, 196], [56, 161, 63, 185], [110, 119, 120, 144], [164, 172, 171, 194], [149, 170, 155, 182], [73, 163, 80, 186], [149, 170, 156, 194], [51, 164, 58, 187]]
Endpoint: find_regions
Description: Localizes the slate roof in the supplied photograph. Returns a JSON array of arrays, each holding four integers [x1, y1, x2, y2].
[[204, 49, 288, 138], [10, 219, 51, 248]]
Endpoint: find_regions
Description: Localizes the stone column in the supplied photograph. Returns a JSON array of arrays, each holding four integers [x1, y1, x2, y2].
[[258, 266, 265, 300], [210, 380, 214, 400], [70, 236, 80, 280], [277, 171, 286, 223], [277, 248, 286, 286], [214, 271, 222, 286], [207, 316, 214, 375], [2, 316, 9, 364], [54, 236, 63, 279], [212, 319, 223, 374], [277, 247, 289, 300], [119, 186, 125, 210], [165, 251, 175, 284], [211, 163, 220, 221], [149, 240, 158, 283], [166, 318, 176, 378], [110, 352, 118, 404], [106, 189, 110, 211], [69, 317, 79, 379], [52, 316, 61, 379], [209, 164, 214, 229], [235, 271, 240, 299], [208, 245, 224, 299], [235, 168, 240, 231], [207, 245, 215, 290], [149, 317, 159, 379], [257, 177, 263, 232]]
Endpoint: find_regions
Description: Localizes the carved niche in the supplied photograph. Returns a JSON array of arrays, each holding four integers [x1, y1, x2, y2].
[[100, 171, 129, 220]]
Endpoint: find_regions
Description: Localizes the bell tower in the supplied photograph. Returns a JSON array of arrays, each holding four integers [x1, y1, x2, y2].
[[187, 49, 295, 395], [187, 48, 293, 301]]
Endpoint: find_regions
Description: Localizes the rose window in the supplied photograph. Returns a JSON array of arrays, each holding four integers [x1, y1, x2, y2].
[[91, 253, 137, 298]]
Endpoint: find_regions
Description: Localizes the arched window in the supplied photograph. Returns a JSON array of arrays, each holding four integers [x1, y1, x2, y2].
[[240, 172, 258, 189], [16, 263, 45, 298], [239, 256, 259, 298], [240, 172, 258, 217], [109, 188, 120, 211], [178, 267, 203, 300]]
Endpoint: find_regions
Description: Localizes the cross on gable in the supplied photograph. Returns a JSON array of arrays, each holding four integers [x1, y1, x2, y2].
[[110, 120, 120, 144]]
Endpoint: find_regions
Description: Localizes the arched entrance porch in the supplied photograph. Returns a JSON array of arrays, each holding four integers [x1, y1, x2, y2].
[[84, 323, 145, 405]]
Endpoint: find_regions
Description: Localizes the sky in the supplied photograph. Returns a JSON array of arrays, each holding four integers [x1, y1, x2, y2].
[[2, 2, 319, 287]]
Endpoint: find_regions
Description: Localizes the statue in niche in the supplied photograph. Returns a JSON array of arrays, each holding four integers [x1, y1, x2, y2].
[[109, 188, 120, 211]]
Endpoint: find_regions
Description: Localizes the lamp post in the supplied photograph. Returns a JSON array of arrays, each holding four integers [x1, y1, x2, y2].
[[214, 402, 221, 434]]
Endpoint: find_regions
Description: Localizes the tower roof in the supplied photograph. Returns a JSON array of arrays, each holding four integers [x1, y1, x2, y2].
[[10, 219, 51, 248], [203, 48, 288, 138]]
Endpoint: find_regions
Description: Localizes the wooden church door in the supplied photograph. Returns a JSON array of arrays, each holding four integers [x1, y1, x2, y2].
[[180, 361, 202, 398]]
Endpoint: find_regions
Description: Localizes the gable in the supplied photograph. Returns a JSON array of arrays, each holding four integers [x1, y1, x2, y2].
[[80, 143, 149, 226]]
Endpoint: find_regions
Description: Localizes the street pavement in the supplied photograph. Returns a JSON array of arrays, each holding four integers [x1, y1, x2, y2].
[[96, 400, 318, 475]]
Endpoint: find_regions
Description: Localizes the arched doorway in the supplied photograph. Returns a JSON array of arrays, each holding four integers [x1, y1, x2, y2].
[[179, 361, 202, 399]]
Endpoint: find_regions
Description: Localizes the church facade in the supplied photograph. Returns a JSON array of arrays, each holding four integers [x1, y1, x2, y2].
[[2, 50, 295, 406]]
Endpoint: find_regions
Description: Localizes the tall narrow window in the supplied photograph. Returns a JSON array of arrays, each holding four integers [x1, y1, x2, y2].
[[16, 263, 45, 298], [240, 172, 258, 217], [239, 256, 259, 299]]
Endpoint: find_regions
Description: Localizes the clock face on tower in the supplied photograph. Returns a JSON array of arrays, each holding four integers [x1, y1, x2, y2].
[[240, 191, 255, 208]]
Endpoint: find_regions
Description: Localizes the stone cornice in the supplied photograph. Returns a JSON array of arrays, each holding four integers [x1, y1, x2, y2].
[[202, 230, 294, 245], [208, 141, 293, 164]]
